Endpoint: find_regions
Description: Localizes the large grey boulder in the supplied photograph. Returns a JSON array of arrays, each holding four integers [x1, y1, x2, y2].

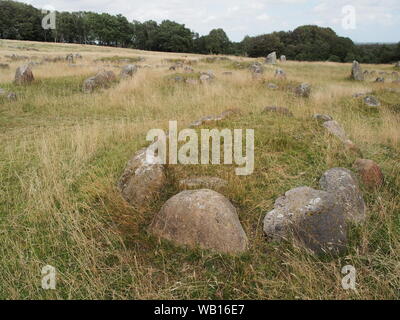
[[320, 168, 366, 224], [263, 106, 293, 117], [66, 54, 74, 64], [150, 189, 248, 254], [14, 64, 34, 84], [249, 62, 264, 74], [118, 148, 166, 208], [351, 61, 364, 81], [263, 186, 347, 254], [266, 52, 277, 64], [280, 55, 287, 62], [120, 64, 138, 78]]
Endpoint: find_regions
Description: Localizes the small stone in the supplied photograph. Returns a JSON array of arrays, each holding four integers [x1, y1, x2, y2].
[[294, 83, 311, 98], [313, 114, 333, 122], [120, 64, 138, 78], [274, 68, 286, 78], [263, 106, 293, 117], [353, 159, 384, 189], [364, 96, 381, 107], [266, 83, 278, 89], [323, 120, 348, 143], [14, 64, 34, 84]]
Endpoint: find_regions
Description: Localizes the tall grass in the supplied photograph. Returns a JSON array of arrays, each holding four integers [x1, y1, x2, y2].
[[0, 39, 399, 299]]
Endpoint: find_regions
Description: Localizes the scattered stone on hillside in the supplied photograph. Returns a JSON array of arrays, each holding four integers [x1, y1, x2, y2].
[[0, 88, 5, 96], [189, 108, 241, 127], [266, 83, 278, 90], [249, 62, 264, 74], [375, 77, 385, 83], [351, 60, 364, 81], [14, 64, 34, 85], [179, 177, 228, 191], [353, 159, 384, 189], [222, 71, 233, 76], [274, 68, 286, 78], [0, 63, 9, 69], [172, 75, 184, 82], [83, 70, 116, 93], [149, 189, 248, 254], [120, 64, 138, 78], [219, 108, 241, 119], [352, 92, 368, 98], [294, 83, 311, 97], [395, 61, 400, 69], [344, 140, 363, 157], [313, 114, 333, 122], [6, 54, 29, 61], [280, 55, 287, 62], [263, 106, 293, 117], [169, 66, 176, 71], [184, 66, 194, 73], [66, 54, 74, 64], [323, 120, 348, 143], [118, 148, 166, 207], [320, 168, 366, 223], [43, 56, 64, 63], [263, 186, 347, 254], [363, 70, 369, 76], [266, 52, 277, 65], [364, 95, 381, 107], [74, 53, 82, 59], [200, 74, 211, 82], [7, 92, 17, 101], [185, 79, 199, 85]]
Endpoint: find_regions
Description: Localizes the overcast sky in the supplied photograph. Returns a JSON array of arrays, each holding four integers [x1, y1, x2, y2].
[[25, 0, 400, 43]]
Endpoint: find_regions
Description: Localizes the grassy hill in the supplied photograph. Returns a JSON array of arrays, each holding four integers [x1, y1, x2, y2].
[[0, 39, 399, 299]]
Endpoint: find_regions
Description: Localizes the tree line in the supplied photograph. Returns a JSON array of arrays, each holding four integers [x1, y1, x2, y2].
[[1, 0, 399, 64]]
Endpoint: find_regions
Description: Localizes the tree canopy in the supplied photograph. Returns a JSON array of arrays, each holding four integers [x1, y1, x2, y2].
[[0, 0, 399, 63]]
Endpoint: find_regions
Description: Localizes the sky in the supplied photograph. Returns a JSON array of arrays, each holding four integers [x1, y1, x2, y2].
[[25, 0, 400, 43]]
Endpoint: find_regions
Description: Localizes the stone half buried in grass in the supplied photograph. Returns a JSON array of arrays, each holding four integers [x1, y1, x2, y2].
[[294, 83, 311, 98], [313, 114, 333, 122], [14, 64, 34, 85], [118, 148, 166, 208], [263, 186, 347, 255], [120, 64, 138, 78], [319, 168, 366, 224], [149, 189, 248, 254], [363, 96, 381, 107], [83, 70, 117, 93], [353, 159, 384, 190], [322, 120, 348, 143], [262, 106, 293, 117]]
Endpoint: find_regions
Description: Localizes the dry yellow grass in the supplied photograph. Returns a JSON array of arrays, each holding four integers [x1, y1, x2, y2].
[[0, 39, 399, 300]]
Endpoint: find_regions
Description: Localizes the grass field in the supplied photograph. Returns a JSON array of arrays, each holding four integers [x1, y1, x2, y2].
[[0, 39, 399, 300]]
